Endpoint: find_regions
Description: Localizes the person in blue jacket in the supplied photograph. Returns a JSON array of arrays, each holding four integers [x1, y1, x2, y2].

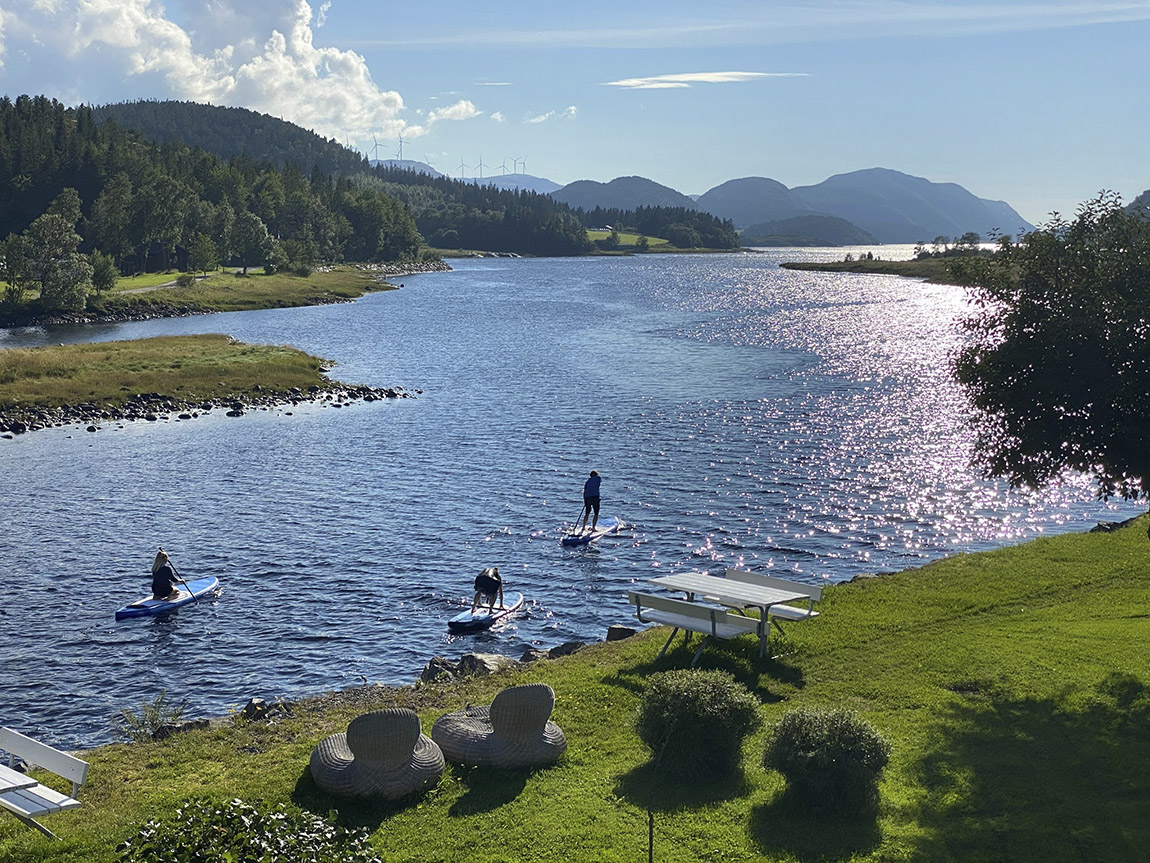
[[580, 470, 602, 531]]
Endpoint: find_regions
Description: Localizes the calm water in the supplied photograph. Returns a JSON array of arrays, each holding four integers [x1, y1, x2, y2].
[[0, 249, 1135, 748]]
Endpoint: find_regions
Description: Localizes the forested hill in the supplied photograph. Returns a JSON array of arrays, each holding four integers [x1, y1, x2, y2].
[[0, 94, 423, 316], [369, 166, 592, 256], [92, 100, 369, 176]]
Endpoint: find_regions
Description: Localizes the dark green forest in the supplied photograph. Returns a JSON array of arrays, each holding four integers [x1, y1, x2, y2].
[[0, 95, 742, 319], [0, 94, 424, 315]]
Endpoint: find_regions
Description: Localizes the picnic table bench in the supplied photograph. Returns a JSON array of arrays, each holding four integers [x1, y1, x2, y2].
[[627, 591, 761, 666], [0, 727, 89, 839]]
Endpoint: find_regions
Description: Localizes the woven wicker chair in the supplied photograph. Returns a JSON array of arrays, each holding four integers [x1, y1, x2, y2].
[[310, 708, 444, 799], [431, 683, 567, 768]]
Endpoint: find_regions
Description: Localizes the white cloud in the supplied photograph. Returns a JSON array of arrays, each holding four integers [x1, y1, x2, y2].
[[525, 105, 577, 124], [475, 81, 511, 86], [604, 71, 806, 89], [0, 0, 410, 146], [491, 111, 505, 123], [427, 99, 482, 124], [316, 1, 331, 27]]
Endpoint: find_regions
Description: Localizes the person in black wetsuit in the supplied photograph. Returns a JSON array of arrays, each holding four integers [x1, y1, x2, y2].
[[471, 566, 503, 612], [151, 548, 180, 600], [580, 470, 602, 531]]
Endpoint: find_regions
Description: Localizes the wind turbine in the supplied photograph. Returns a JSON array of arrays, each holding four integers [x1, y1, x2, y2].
[[371, 132, 381, 162], [514, 156, 527, 175], [476, 155, 487, 179], [458, 157, 470, 179], [395, 131, 406, 161], [499, 158, 509, 175], [424, 153, 437, 170]]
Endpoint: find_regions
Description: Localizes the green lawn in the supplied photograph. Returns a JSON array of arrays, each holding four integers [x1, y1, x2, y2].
[[587, 229, 669, 247], [2, 518, 1148, 862]]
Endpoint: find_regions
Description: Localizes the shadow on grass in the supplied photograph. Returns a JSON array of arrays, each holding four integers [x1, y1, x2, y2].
[[290, 770, 434, 831], [749, 787, 882, 861], [906, 673, 1150, 862], [446, 764, 542, 816], [615, 759, 751, 812], [601, 633, 804, 704]]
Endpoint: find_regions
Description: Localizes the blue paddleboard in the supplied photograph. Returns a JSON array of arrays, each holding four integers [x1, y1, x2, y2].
[[115, 576, 220, 620], [447, 592, 524, 632]]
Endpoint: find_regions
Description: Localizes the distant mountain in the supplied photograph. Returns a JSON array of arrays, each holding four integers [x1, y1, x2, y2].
[[1127, 189, 1150, 213], [473, 173, 563, 194], [371, 158, 443, 178], [788, 168, 1034, 243], [695, 177, 813, 229], [552, 176, 698, 211], [741, 214, 878, 247], [92, 100, 368, 175]]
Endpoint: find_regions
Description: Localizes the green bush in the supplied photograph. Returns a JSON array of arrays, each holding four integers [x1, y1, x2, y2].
[[117, 797, 381, 862], [763, 708, 890, 810], [635, 669, 762, 780], [175, 273, 195, 288]]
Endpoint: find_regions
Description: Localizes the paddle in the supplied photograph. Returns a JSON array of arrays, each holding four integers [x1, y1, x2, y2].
[[168, 560, 198, 604], [571, 504, 587, 535]]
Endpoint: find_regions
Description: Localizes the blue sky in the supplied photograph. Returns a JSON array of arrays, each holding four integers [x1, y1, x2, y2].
[[1, 0, 1147, 223]]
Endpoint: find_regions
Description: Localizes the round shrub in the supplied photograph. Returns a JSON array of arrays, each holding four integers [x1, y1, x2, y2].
[[635, 669, 762, 780], [175, 273, 195, 288], [117, 797, 381, 863], [763, 708, 890, 810]]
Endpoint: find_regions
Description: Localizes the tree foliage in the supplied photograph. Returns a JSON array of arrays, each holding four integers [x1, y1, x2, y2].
[[952, 192, 1150, 500]]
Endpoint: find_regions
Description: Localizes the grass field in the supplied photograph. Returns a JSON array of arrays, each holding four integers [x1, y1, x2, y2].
[[0, 335, 331, 409], [587, 229, 670, 247], [2, 517, 1147, 861]]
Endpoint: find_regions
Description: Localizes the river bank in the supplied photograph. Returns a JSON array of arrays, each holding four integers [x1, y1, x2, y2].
[[0, 334, 416, 436], [4, 517, 1146, 862], [0, 260, 452, 329]]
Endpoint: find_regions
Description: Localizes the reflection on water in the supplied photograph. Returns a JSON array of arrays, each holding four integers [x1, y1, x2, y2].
[[0, 249, 1136, 746]]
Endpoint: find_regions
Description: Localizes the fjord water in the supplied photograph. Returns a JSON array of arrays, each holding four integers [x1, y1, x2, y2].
[[0, 250, 1135, 747]]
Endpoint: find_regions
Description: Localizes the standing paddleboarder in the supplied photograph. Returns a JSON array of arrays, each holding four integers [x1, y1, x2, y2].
[[580, 470, 602, 532]]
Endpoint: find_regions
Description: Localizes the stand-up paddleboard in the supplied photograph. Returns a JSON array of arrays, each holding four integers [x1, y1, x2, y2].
[[561, 516, 623, 546], [447, 592, 524, 633], [115, 576, 220, 620]]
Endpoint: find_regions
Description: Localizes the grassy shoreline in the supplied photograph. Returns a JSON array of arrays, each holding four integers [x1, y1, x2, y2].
[[780, 256, 969, 284], [0, 334, 411, 435], [3, 517, 1147, 861], [0, 263, 450, 329]]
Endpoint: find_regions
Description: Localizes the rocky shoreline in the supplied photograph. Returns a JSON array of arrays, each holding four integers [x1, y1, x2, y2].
[[146, 625, 640, 743], [0, 381, 418, 437]]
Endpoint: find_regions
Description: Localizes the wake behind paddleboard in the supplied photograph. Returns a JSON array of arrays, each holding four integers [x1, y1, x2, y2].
[[561, 516, 623, 546], [115, 576, 220, 620], [447, 592, 525, 633]]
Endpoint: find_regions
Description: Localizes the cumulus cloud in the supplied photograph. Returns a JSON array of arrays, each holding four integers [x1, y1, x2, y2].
[[0, 0, 410, 146], [427, 99, 483, 124], [603, 71, 806, 89], [525, 105, 577, 124], [491, 111, 505, 123]]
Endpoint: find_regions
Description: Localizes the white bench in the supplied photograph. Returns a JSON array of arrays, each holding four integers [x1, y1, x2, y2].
[[0, 727, 89, 840], [628, 591, 760, 666], [724, 569, 822, 632]]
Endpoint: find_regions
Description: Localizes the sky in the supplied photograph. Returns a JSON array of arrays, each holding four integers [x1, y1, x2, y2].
[[1, 0, 1148, 223]]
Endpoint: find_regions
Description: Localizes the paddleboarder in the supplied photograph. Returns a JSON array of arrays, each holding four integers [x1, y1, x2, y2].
[[580, 470, 602, 532], [151, 548, 180, 600], [471, 566, 504, 612]]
